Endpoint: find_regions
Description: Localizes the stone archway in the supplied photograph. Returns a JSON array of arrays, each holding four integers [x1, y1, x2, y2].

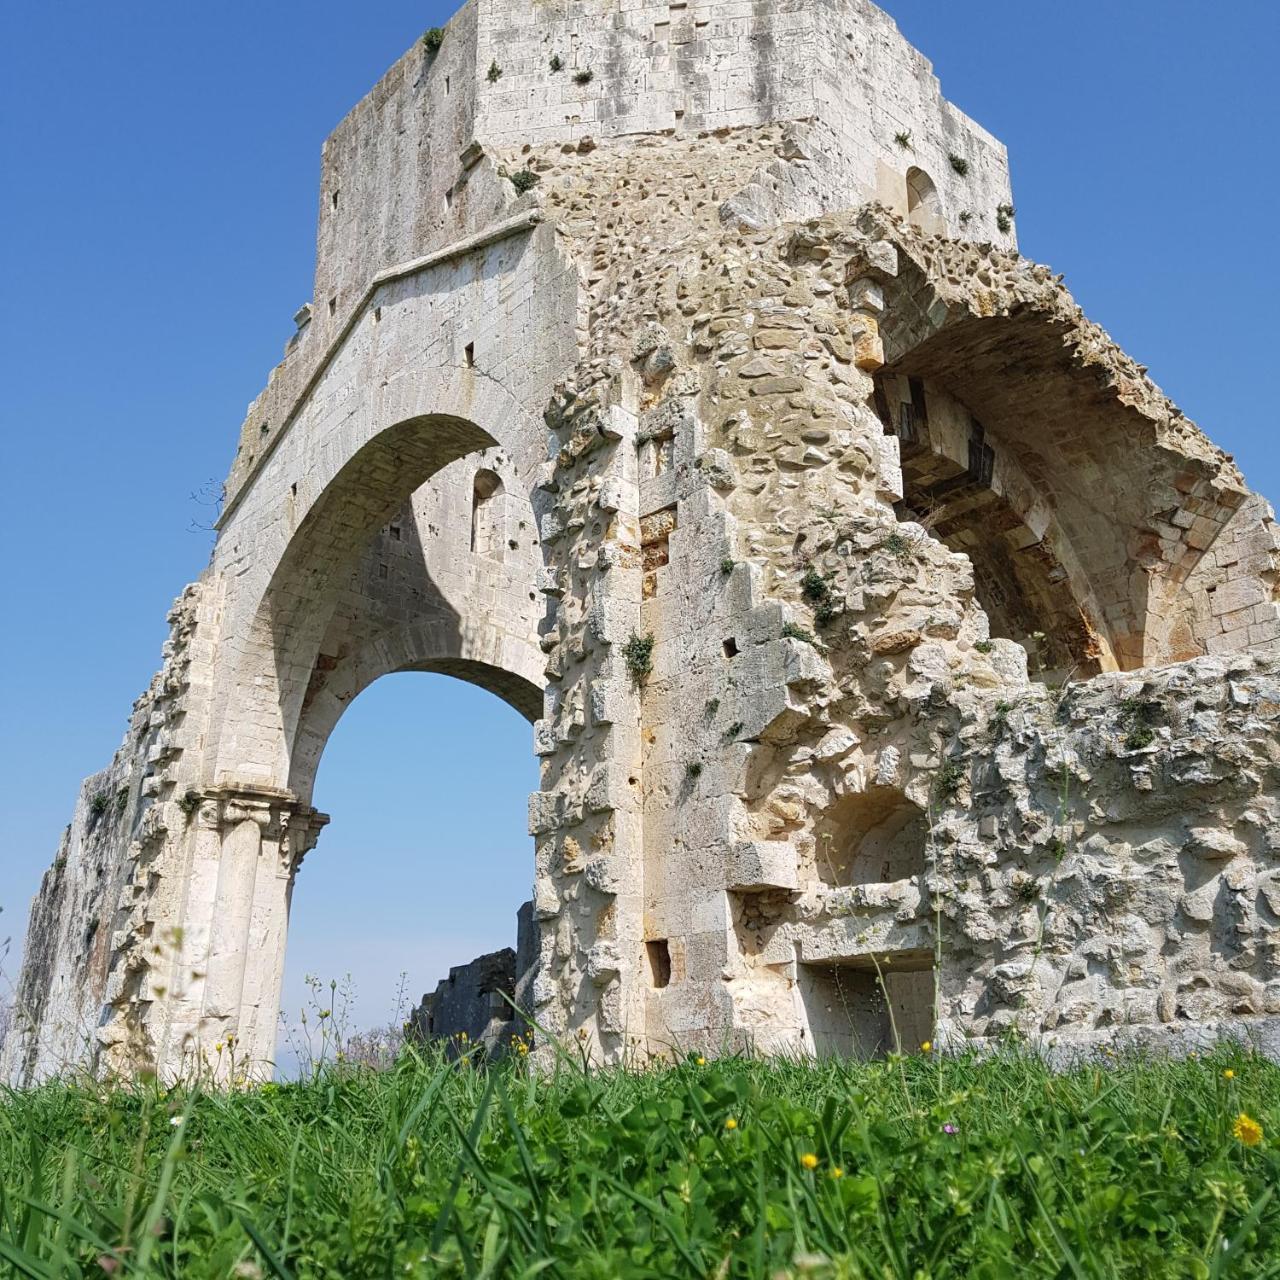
[[153, 398, 550, 1078]]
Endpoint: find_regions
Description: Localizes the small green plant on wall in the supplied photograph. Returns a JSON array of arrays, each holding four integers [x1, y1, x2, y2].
[[573, 68, 594, 86], [894, 129, 912, 150], [508, 168, 540, 194], [487, 60, 503, 84], [624, 631, 655, 684], [422, 27, 444, 53], [549, 53, 563, 72], [948, 153, 969, 176]]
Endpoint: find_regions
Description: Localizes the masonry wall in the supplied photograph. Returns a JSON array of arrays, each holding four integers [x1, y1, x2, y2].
[[7, 0, 1279, 1088]]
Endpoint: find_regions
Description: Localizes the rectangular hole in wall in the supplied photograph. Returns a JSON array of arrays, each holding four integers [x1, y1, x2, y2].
[[646, 939, 672, 988], [378, 563, 389, 580], [374, 306, 382, 323], [798, 952, 934, 1060], [328, 295, 337, 317], [723, 637, 739, 658], [464, 341, 475, 367], [389, 523, 402, 541], [331, 189, 339, 210]]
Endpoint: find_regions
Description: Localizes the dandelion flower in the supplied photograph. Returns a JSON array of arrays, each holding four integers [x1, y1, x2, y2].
[[800, 1152, 819, 1170], [1233, 1113, 1263, 1147], [725, 1117, 738, 1131], [920, 1040, 932, 1054], [830, 1166, 844, 1179], [1223, 1069, 1235, 1080], [696, 1056, 706, 1066]]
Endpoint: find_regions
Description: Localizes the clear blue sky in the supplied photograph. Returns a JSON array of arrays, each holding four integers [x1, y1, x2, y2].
[[2, 2, 1277, 1037]]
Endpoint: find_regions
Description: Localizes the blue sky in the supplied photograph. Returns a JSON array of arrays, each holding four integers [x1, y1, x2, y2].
[[2, 2, 1277, 1037]]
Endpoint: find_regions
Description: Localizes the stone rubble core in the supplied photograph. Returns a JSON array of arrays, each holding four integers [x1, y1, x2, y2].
[[5, 0, 1279, 1087]]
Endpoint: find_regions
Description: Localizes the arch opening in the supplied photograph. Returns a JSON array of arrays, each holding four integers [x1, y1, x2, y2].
[[213, 412, 547, 791], [876, 372, 1107, 681], [276, 671, 539, 1074]]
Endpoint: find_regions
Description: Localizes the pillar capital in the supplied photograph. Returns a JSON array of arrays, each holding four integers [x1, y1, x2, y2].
[[187, 783, 329, 875]]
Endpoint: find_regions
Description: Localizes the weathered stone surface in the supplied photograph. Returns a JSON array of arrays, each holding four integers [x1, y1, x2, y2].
[[5, 0, 1279, 1086]]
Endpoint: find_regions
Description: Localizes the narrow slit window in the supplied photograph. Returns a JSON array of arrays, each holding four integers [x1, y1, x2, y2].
[[646, 939, 672, 988]]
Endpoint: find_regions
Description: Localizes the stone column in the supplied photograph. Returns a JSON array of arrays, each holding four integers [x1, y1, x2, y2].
[[163, 786, 327, 1082]]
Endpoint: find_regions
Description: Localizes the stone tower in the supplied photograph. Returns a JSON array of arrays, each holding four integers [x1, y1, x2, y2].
[[7, 0, 1280, 1085]]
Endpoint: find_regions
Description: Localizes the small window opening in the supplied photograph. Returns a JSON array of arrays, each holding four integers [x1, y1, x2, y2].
[[723, 637, 739, 658], [378, 563, 389, 580], [331, 189, 339, 210], [374, 306, 382, 323], [327, 295, 337, 317], [290, 482, 297, 498], [389, 523, 402, 541], [445, 75, 450, 95], [646, 939, 671, 988], [464, 341, 475, 367]]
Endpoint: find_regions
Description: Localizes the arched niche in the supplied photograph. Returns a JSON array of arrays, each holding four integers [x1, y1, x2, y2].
[[811, 787, 928, 888], [906, 167, 943, 235], [471, 467, 506, 560]]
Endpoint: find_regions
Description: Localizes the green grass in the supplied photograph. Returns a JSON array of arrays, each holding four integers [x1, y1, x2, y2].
[[2, 1045, 1278, 1277]]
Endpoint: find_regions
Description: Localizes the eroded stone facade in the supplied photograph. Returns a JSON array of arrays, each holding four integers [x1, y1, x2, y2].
[[6, 0, 1279, 1085]]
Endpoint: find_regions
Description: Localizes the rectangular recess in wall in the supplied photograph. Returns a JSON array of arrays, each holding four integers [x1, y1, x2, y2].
[[646, 939, 672, 988]]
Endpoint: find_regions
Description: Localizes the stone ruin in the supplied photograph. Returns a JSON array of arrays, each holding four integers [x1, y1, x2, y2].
[[5, 0, 1280, 1087]]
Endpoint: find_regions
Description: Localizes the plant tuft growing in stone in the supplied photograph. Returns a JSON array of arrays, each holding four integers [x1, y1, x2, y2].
[[781, 622, 818, 647], [573, 68, 594, 86], [509, 168, 540, 195], [948, 153, 969, 176], [624, 631, 655, 684], [487, 60, 503, 83], [549, 53, 563, 72], [422, 27, 445, 53]]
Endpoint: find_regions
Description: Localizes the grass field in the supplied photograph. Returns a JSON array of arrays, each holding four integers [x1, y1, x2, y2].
[[2, 1042, 1278, 1278]]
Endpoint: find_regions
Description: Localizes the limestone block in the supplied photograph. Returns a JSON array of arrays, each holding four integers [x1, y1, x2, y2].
[[1187, 827, 1247, 860], [727, 841, 798, 892]]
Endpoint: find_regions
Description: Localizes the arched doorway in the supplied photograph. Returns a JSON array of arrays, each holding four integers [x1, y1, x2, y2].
[[276, 671, 538, 1073], [180, 402, 550, 1078]]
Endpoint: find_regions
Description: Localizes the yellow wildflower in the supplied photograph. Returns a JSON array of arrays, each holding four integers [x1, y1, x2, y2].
[[725, 1117, 738, 1131], [799, 1152, 819, 1170], [920, 1040, 932, 1054], [830, 1166, 844, 1179], [696, 1056, 706, 1066], [1233, 1113, 1263, 1147], [1223, 1068, 1235, 1080]]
